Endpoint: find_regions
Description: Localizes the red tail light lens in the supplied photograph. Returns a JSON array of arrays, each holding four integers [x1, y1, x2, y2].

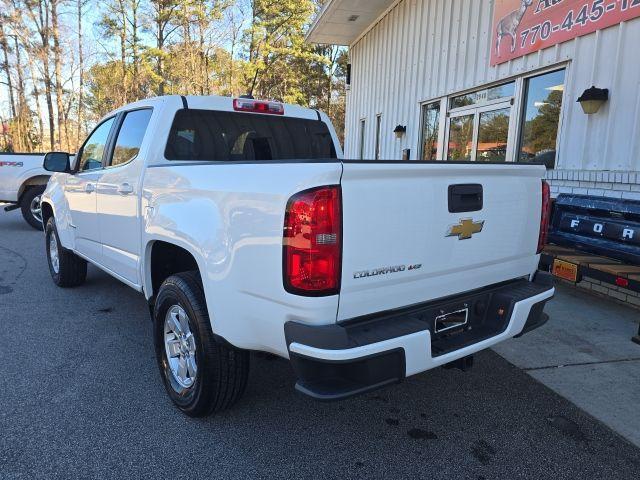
[[538, 180, 551, 254], [233, 98, 284, 115], [283, 186, 341, 296], [615, 277, 629, 288]]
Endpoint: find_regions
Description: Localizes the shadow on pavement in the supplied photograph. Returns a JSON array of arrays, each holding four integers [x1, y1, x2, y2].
[[1, 213, 639, 479]]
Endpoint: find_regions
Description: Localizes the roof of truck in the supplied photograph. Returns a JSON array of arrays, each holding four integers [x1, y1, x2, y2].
[[108, 95, 321, 122]]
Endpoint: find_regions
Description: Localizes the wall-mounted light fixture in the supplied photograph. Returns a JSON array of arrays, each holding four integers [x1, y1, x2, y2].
[[577, 86, 609, 114], [393, 125, 406, 139]]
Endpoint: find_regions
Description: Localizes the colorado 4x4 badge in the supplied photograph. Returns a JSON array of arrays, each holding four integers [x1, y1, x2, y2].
[[447, 219, 484, 240], [353, 263, 422, 279]]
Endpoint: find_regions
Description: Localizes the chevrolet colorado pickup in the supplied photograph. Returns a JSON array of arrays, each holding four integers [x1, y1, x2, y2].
[[40, 95, 554, 416], [0, 152, 51, 229]]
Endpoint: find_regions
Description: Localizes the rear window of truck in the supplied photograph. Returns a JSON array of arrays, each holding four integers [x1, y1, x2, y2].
[[164, 109, 337, 161]]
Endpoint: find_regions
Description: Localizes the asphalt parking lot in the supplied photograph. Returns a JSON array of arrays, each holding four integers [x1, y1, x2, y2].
[[1, 211, 639, 480]]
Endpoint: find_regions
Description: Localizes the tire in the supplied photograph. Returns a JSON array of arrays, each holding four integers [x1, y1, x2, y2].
[[154, 271, 249, 417], [45, 217, 88, 287], [20, 185, 46, 230]]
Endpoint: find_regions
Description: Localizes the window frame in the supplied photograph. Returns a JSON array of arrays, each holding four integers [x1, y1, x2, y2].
[[476, 104, 514, 163], [416, 61, 569, 166], [75, 115, 117, 174], [418, 100, 443, 161], [514, 67, 567, 168], [358, 118, 366, 160], [162, 108, 338, 162], [446, 109, 477, 162], [444, 79, 516, 163], [104, 107, 154, 170], [374, 114, 382, 160], [446, 100, 514, 163], [448, 81, 516, 115]]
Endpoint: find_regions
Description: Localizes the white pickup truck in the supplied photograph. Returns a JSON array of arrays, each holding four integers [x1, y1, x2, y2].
[[41, 95, 555, 416], [0, 152, 50, 229]]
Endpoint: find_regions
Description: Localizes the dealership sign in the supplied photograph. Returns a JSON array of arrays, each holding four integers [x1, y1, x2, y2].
[[491, 0, 640, 65]]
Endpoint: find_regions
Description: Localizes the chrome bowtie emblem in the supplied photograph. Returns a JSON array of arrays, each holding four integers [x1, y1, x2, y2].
[[446, 219, 485, 240]]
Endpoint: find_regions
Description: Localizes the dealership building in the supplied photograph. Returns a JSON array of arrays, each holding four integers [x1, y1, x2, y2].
[[308, 0, 640, 196], [308, 0, 640, 308]]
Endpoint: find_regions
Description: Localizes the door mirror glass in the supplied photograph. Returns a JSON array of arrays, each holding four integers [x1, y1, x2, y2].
[[43, 152, 71, 173]]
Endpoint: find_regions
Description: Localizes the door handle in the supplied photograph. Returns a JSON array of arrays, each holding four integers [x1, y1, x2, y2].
[[448, 184, 483, 213], [117, 183, 134, 195], [84, 183, 96, 193]]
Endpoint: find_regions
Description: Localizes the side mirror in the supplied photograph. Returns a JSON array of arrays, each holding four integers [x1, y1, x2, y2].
[[43, 152, 71, 173]]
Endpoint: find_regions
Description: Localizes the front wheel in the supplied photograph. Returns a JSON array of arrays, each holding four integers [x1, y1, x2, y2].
[[20, 185, 46, 230], [154, 271, 249, 417], [45, 217, 87, 287]]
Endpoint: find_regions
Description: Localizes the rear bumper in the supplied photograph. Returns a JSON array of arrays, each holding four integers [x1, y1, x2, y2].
[[285, 272, 555, 401]]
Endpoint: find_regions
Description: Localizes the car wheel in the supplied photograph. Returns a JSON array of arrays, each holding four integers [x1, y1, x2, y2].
[[45, 217, 88, 287], [154, 271, 249, 417], [20, 185, 46, 230]]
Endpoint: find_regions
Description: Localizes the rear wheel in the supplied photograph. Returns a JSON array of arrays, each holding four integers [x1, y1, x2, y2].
[[154, 271, 249, 417], [45, 217, 87, 287], [20, 185, 46, 230]]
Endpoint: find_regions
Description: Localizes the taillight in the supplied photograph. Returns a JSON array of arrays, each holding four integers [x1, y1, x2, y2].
[[233, 98, 284, 115], [283, 186, 341, 296], [538, 180, 551, 254]]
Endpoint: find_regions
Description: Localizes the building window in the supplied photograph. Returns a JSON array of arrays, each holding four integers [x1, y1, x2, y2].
[[450, 82, 515, 110], [358, 119, 366, 159], [518, 69, 566, 168], [446, 80, 515, 162], [374, 114, 382, 160], [447, 113, 474, 161], [419, 102, 440, 161], [477, 108, 510, 162]]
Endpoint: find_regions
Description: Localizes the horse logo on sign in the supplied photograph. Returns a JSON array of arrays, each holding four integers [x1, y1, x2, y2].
[[495, 0, 533, 56]]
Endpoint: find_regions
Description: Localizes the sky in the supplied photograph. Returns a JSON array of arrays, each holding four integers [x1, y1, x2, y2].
[[0, 3, 103, 118], [0, 1, 246, 121]]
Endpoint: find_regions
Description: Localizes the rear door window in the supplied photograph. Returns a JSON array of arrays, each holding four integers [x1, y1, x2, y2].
[[164, 109, 336, 161], [109, 108, 153, 167]]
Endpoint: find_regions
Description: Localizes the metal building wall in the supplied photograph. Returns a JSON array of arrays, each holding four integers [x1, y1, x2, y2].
[[345, 0, 640, 173]]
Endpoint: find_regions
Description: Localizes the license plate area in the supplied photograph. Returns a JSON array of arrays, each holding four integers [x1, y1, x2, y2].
[[434, 307, 469, 333], [426, 291, 513, 357], [337, 278, 548, 360], [552, 259, 579, 282]]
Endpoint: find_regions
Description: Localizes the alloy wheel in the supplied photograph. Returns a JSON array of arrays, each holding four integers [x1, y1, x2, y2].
[[30, 195, 42, 224], [164, 305, 198, 389], [49, 234, 59, 274]]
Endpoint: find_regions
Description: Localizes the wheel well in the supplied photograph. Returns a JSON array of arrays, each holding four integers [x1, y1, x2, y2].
[[41, 202, 54, 227], [149, 241, 200, 297], [18, 175, 49, 201]]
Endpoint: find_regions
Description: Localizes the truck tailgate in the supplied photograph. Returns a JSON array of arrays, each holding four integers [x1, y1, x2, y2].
[[338, 162, 545, 321]]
